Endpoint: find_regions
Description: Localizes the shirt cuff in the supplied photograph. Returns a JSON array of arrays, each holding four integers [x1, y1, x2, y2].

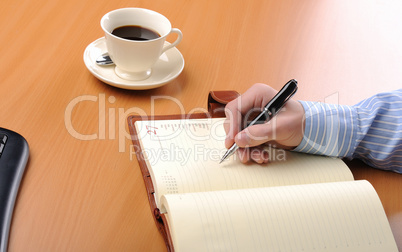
[[293, 101, 358, 158]]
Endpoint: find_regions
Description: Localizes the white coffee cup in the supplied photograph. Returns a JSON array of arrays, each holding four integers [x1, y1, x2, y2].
[[101, 8, 182, 81]]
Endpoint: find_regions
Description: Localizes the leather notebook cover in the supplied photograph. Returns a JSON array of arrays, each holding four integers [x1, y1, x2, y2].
[[127, 91, 239, 251]]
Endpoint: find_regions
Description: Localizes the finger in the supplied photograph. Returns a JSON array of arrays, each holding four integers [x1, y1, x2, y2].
[[223, 115, 241, 149], [235, 100, 305, 149], [224, 84, 278, 148], [236, 146, 269, 164], [224, 83, 278, 134], [234, 123, 273, 148], [250, 146, 269, 164], [238, 83, 279, 114], [236, 148, 250, 163]]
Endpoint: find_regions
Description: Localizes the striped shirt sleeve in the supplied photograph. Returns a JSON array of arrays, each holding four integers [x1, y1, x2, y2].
[[294, 89, 402, 173]]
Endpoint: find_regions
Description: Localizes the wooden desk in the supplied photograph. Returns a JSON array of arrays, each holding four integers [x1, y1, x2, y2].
[[1, 0, 400, 251]]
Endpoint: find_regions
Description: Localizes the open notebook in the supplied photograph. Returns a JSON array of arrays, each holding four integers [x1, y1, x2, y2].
[[130, 116, 397, 252]]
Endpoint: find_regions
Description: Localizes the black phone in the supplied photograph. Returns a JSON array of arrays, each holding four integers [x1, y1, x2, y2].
[[0, 128, 29, 252]]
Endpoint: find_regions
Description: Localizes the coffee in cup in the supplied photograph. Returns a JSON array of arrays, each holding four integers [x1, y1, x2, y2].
[[111, 25, 161, 41], [101, 8, 182, 81]]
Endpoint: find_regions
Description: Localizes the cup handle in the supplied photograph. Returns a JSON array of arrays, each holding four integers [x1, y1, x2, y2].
[[161, 28, 183, 54]]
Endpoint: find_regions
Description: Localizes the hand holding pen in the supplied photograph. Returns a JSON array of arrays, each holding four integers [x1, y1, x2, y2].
[[221, 80, 304, 164]]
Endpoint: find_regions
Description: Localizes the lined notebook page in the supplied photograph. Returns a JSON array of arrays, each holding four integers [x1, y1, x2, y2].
[[161, 180, 397, 252], [135, 118, 354, 206]]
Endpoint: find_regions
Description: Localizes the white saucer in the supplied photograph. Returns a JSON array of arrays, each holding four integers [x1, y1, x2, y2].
[[83, 37, 184, 90]]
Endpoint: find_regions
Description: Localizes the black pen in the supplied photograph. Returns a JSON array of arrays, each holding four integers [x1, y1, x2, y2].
[[219, 79, 298, 163]]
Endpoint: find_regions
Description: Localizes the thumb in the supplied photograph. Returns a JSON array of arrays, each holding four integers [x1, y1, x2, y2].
[[234, 123, 274, 148]]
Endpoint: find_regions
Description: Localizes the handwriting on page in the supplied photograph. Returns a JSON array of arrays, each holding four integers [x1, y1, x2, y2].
[[137, 119, 353, 205], [145, 125, 165, 152]]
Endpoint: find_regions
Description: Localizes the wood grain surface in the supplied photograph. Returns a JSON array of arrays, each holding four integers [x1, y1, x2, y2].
[[0, 0, 400, 251]]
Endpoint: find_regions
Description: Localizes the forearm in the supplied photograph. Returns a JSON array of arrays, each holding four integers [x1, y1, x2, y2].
[[294, 90, 402, 173], [294, 101, 357, 158]]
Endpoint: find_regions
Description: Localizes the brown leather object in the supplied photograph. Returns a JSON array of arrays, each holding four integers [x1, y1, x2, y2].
[[208, 90, 240, 117], [127, 90, 240, 252]]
